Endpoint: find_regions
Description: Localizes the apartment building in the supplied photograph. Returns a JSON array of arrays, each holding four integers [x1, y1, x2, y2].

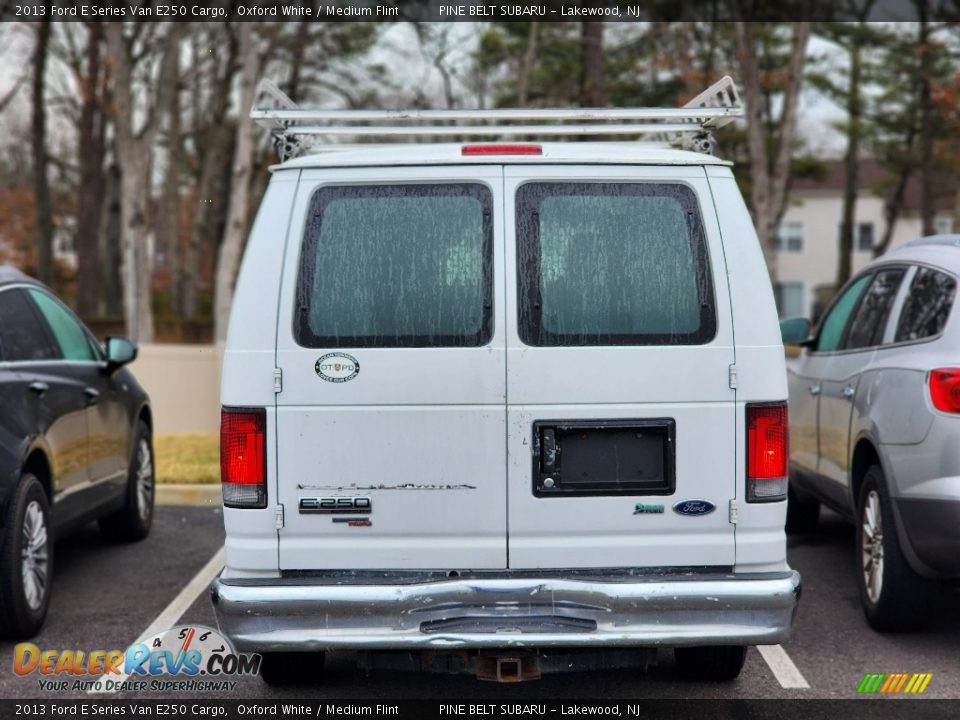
[[773, 160, 955, 321]]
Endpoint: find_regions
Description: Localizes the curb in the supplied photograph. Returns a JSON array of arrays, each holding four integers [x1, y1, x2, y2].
[[157, 484, 222, 507]]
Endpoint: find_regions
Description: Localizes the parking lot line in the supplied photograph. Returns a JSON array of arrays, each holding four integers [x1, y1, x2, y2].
[[89, 546, 226, 694], [756, 644, 810, 689]]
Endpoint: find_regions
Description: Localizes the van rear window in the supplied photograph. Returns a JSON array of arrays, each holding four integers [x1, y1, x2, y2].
[[516, 183, 716, 346], [294, 184, 493, 348]]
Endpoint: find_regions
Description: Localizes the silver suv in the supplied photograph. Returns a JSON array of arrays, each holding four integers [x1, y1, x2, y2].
[[782, 235, 960, 631]]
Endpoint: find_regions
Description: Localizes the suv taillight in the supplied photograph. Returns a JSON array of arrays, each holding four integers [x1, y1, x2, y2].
[[746, 402, 788, 502], [929, 368, 960, 413], [220, 407, 267, 508]]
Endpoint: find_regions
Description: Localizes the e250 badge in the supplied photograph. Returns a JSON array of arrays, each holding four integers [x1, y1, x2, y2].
[[315, 353, 359, 383]]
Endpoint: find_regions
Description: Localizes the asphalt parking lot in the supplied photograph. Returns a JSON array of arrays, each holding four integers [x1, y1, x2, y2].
[[1, 505, 958, 701]]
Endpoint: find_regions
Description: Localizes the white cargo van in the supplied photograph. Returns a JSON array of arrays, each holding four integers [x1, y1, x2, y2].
[[211, 77, 800, 684]]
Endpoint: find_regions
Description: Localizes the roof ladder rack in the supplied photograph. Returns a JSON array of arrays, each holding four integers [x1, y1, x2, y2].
[[251, 76, 742, 162]]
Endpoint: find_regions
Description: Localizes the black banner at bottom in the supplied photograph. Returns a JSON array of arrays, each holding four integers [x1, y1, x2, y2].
[[2, 700, 959, 720]]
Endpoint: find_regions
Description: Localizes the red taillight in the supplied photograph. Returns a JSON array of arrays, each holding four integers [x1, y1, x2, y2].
[[461, 144, 542, 156], [746, 402, 788, 502], [220, 407, 266, 508], [929, 368, 960, 413]]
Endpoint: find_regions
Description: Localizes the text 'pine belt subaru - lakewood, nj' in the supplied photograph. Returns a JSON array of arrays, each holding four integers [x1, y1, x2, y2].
[[209, 76, 801, 685]]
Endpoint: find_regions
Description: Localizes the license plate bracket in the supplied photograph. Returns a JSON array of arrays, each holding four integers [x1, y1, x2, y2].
[[532, 419, 676, 497]]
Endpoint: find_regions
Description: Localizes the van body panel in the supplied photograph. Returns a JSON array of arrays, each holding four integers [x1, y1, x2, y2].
[[273, 166, 508, 570], [503, 165, 737, 568]]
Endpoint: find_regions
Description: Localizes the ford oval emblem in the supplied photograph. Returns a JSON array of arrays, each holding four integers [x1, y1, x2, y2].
[[672, 500, 716, 517], [315, 353, 359, 383]]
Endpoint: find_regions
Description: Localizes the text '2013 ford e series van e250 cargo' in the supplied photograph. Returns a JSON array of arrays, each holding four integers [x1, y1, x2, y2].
[[210, 77, 801, 684]]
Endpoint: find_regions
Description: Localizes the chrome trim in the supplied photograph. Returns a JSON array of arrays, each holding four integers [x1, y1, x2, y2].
[[211, 570, 800, 652]]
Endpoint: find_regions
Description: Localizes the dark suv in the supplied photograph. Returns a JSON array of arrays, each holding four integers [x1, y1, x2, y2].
[[0, 266, 153, 638]]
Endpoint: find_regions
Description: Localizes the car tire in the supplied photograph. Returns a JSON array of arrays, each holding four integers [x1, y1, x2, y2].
[[0, 474, 53, 639], [258, 652, 326, 685], [673, 645, 746, 680], [785, 482, 819, 534], [99, 420, 154, 543], [856, 465, 934, 632]]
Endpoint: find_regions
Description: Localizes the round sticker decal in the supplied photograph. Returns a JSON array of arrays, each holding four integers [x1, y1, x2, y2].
[[315, 353, 360, 383]]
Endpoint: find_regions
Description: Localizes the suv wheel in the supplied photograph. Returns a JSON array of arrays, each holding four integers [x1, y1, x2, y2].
[[259, 652, 326, 685], [99, 420, 154, 542], [856, 465, 933, 631], [785, 483, 819, 534], [0, 474, 53, 639], [674, 645, 746, 680]]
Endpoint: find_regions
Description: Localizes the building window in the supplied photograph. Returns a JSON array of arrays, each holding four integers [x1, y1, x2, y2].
[[837, 222, 875, 252], [773, 282, 804, 320], [776, 222, 803, 253], [933, 216, 954, 236]]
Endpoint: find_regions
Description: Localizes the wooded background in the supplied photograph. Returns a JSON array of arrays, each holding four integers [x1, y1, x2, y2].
[[0, 11, 957, 343]]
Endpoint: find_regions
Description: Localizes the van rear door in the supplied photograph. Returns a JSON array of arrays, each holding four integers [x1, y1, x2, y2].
[[504, 165, 737, 568], [275, 166, 506, 570]]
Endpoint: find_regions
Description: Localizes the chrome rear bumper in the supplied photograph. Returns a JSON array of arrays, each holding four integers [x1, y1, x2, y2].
[[211, 570, 801, 652]]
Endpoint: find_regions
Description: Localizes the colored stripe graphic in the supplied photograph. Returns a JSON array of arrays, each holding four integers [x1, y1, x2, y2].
[[857, 673, 885, 693], [858, 672, 932, 694]]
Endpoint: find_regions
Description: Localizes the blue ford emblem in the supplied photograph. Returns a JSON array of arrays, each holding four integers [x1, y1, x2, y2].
[[672, 500, 716, 516]]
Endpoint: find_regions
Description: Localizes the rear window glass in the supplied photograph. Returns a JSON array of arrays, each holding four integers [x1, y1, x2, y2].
[[0, 288, 58, 362], [516, 182, 716, 346], [894, 266, 956, 343], [294, 184, 493, 348], [27, 288, 97, 361], [844, 269, 904, 350]]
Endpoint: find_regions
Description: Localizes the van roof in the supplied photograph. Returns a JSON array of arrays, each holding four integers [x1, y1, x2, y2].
[[273, 142, 732, 171]]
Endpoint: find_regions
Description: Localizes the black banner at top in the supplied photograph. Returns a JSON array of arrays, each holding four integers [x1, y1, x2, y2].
[[3, 0, 960, 23]]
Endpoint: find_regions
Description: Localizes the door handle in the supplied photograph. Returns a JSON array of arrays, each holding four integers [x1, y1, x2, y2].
[[808, 383, 821, 396], [842, 385, 856, 399], [83, 387, 100, 404], [29, 381, 48, 396]]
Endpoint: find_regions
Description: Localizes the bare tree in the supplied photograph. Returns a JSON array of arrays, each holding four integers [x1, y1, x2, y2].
[[734, 19, 812, 281], [32, 13, 54, 285], [213, 23, 261, 343], [74, 22, 107, 317], [106, 22, 183, 342], [156, 47, 182, 306], [580, 22, 605, 107], [0, 75, 25, 113], [517, 22, 539, 106], [184, 23, 240, 320]]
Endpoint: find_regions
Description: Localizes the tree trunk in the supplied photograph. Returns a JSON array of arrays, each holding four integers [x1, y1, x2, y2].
[[100, 162, 124, 318], [836, 38, 863, 290], [76, 22, 106, 317], [184, 25, 240, 320], [876, 167, 912, 258], [106, 22, 183, 342], [918, 15, 935, 236], [213, 23, 261, 343], [734, 19, 811, 283], [157, 59, 182, 310], [517, 22, 539, 106], [32, 14, 54, 285], [580, 22, 604, 107]]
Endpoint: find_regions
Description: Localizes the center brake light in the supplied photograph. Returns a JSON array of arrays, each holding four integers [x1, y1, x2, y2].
[[461, 144, 542, 156], [746, 402, 788, 502], [929, 368, 960, 413], [221, 407, 267, 509]]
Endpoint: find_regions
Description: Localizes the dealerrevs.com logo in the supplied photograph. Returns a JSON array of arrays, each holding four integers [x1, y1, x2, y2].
[[14, 625, 260, 693]]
